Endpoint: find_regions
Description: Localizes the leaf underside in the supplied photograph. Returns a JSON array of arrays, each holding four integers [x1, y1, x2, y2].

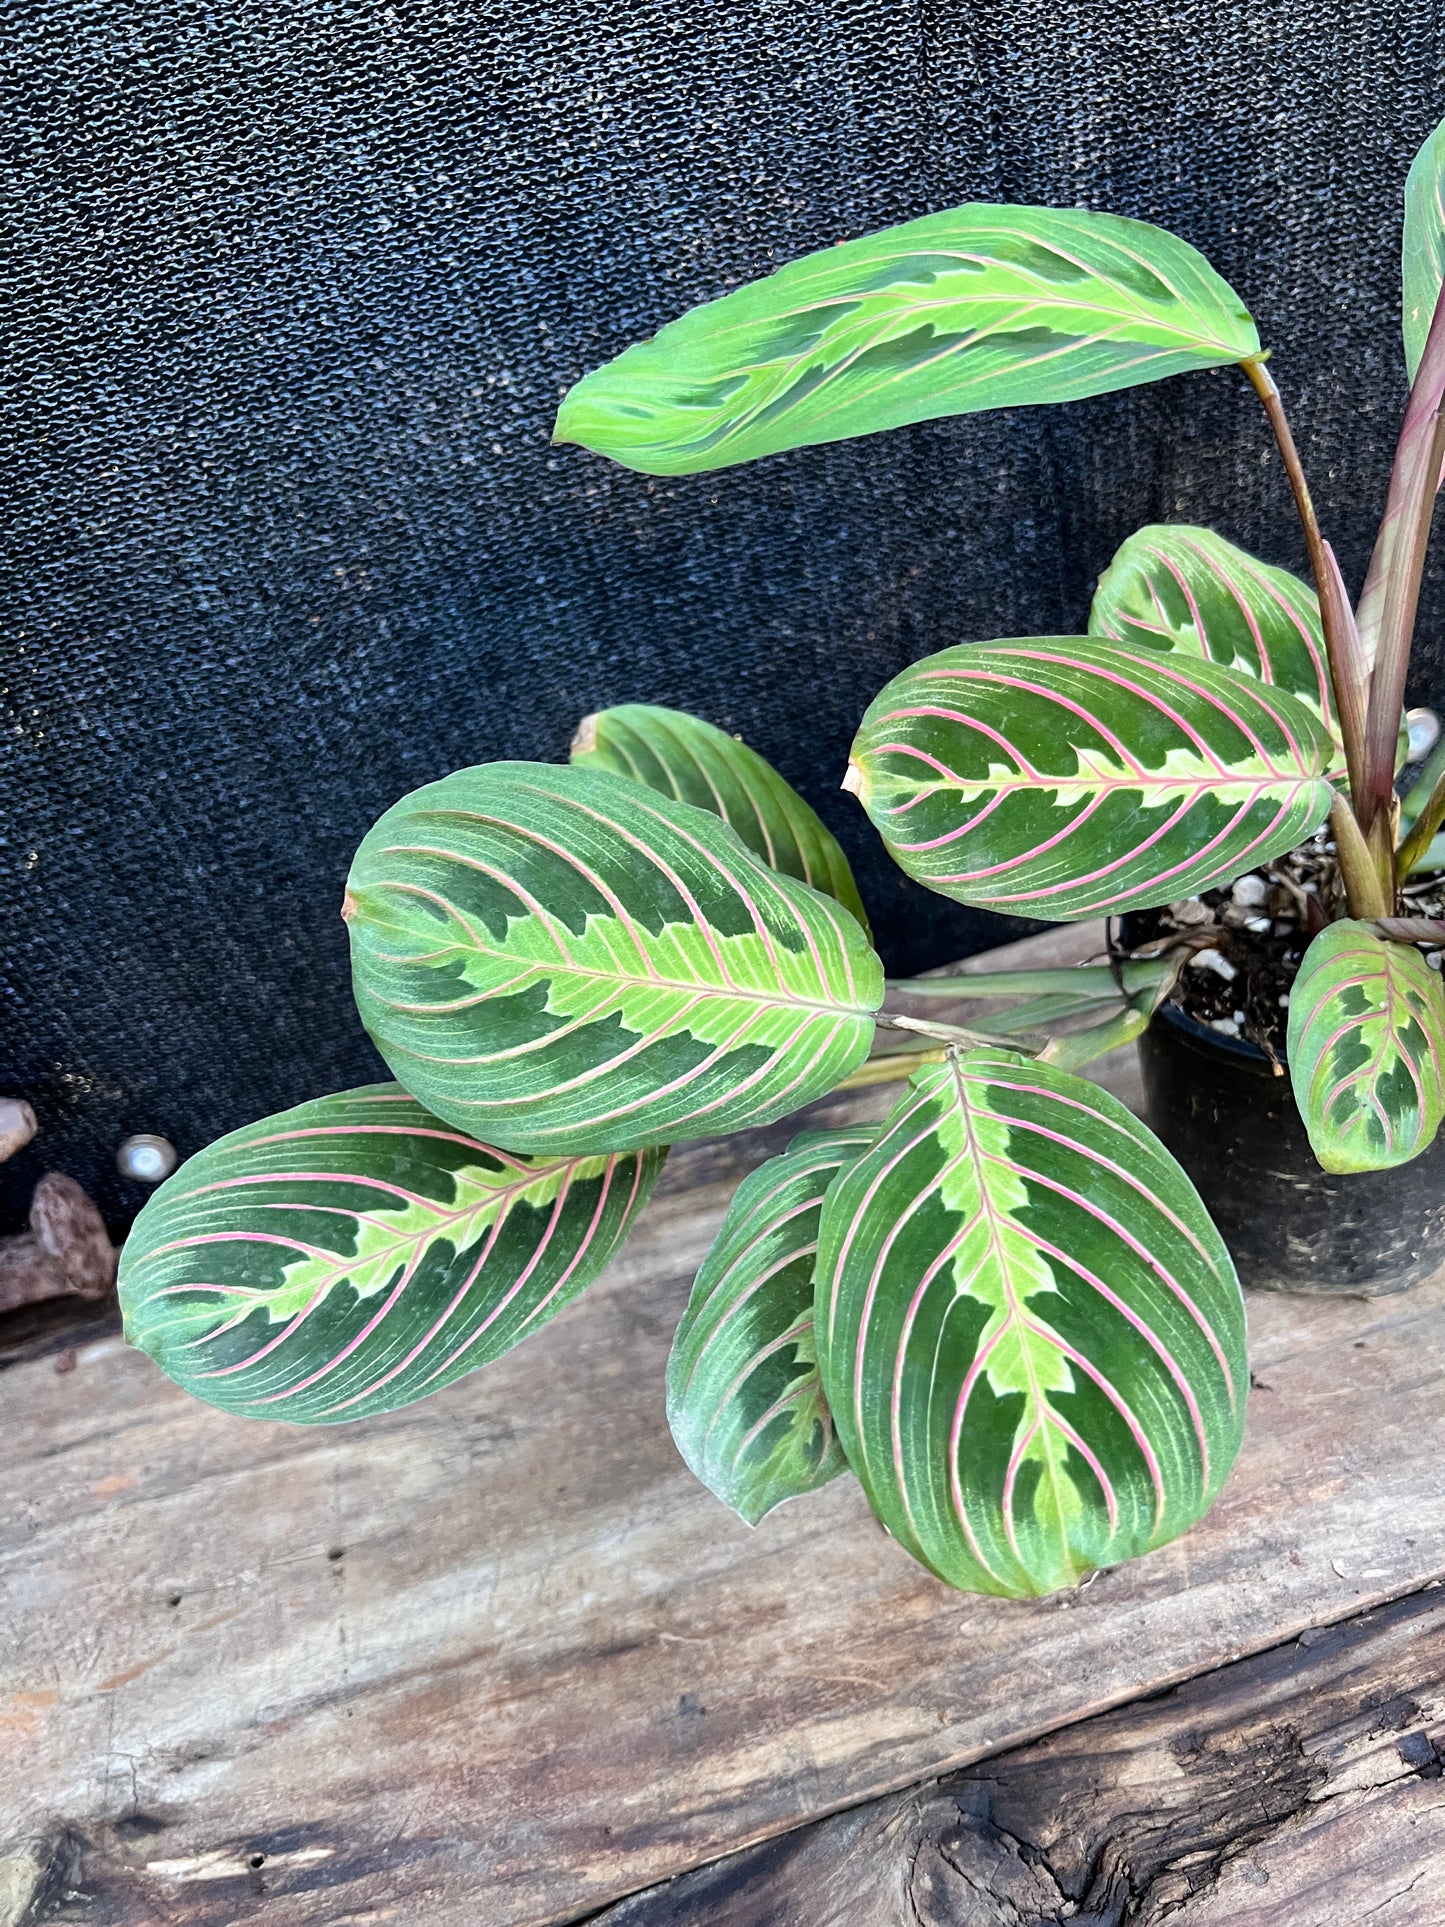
[[1287, 921, 1445, 1173], [118, 1085, 665, 1423], [345, 761, 883, 1155], [848, 637, 1335, 920], [1089, 523, 1338, 741], [815, 1054, 1247, 1598], [667, 1124, 875, 1524], [555, 203, 1260, 475], [571, 703, 870, 932]]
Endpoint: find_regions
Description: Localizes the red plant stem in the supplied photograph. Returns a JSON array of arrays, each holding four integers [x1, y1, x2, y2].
[[1358, 403, 1445, 831], [1240, 359, 1370, 819], [1316, 542, 1371, 812]]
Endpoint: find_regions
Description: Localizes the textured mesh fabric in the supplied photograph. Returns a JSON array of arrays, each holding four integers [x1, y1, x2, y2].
[[5, 2, 1444, 1229]]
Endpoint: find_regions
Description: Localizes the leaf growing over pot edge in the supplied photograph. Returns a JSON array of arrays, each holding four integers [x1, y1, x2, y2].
[[555, 204, 1259, 475], [345, 762, 883, 1154], [666, 1124, 875, 1524], [1287, 920, 1445, 1174], [571, 703, 869, 932], [1089, 523, 1338, 740], [119, 1085, 665, 1423], [847, 637, 1335, 921], [815, 1054, 1247, 1598]]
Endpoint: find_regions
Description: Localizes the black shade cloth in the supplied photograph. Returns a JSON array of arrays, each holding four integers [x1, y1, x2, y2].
[[5, 1, 1445, 1230]]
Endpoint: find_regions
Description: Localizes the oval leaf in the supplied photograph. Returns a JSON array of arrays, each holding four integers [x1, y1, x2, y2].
[[667, 1125, 874, 1524], [1089, 523, 1337, 739], [572, 703, 869, 932], [555, 204, 1260, 475], [847, 636, 1334, 920], [815, 1054, 1246, 1598], [345, 761, 883, 1153], [1287, 920, 1445, 1173], [1404, 113, 1445, 381], [118, 1085, 665, 1423]]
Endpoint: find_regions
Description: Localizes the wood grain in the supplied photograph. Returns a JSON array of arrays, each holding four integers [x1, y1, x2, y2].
[[599, 1585, 1445, 1923], [5, 923, 1445, 1926]]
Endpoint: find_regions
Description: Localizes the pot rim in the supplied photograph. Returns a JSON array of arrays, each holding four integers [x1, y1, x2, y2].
[[1150, 992, 1280, 1075]]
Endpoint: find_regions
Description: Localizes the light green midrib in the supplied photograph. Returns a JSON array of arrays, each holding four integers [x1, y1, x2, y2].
[[355, 901, 874, 1019], [645, 278, 1245, 364], [947, 1056, 1076, 1587]]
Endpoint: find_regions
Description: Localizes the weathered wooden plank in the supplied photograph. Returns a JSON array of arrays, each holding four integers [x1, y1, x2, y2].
[[598, 1584, 1445, 1924], [5, 924, 1445, 1926]]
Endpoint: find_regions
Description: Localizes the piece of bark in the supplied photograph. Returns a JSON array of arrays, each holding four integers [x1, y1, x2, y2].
[[600, 1586, 1445, 1925], [28, 1174, 116, 1299], [0, 1233, 72, 1313], [0, 1099, 37, 1164]]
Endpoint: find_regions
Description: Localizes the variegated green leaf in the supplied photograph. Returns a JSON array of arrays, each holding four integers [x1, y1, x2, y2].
[[667, 1125, 874, 1524], [815, 1054, 1246, 1598], [1404, 113, 1445, 381], [1287, 921, 1445, 1174], [118, 1085, 664, 1423], [571, 703, 869, 932], [345, 762, 883, 1154], [846, 637, 1334, 920], [1089, 524, 1337, 738], [554, 204, 1259, 476]]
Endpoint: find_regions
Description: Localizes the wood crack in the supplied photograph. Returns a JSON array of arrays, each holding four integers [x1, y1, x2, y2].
[[590, 1584, 1445, 1925]]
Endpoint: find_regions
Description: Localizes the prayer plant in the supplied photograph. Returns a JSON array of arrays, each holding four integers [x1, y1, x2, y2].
[[120, 119, 1445, 1599]]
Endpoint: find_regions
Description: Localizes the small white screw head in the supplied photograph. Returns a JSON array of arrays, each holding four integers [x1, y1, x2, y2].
[[117, 1134, 178, 1182]]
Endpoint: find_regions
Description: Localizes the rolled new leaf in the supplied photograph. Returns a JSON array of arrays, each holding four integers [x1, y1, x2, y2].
[[1356, 114, 1445, 671], [118, 1085, 664, 1423], [667, 1125, 874, 1524], [1089, 524, 1337, 739], [345, 762, 883, 1154], [572, 703, 869, 932], [1404, 112, 1445, 381], [555, 204, 1259, 475], [1287, 920, 1445, 1173], [847, 637, 1334, 920], [816, 1054, 1246, 1598]]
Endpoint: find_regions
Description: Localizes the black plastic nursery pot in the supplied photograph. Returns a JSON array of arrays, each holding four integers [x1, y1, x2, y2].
[[1136, 997, 1445, 1296]]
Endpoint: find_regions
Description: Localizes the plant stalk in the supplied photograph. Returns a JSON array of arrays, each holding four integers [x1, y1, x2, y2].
[[833, 1046, 946, 1090], [879, 1012, 1045, 1054], [1240, 357, 1371, 815], [1330, 792, 1393, 918], [1316, 541, 1371, 811], [1358, 403, 1445, 831], [1395, 763, 1445, 878]]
